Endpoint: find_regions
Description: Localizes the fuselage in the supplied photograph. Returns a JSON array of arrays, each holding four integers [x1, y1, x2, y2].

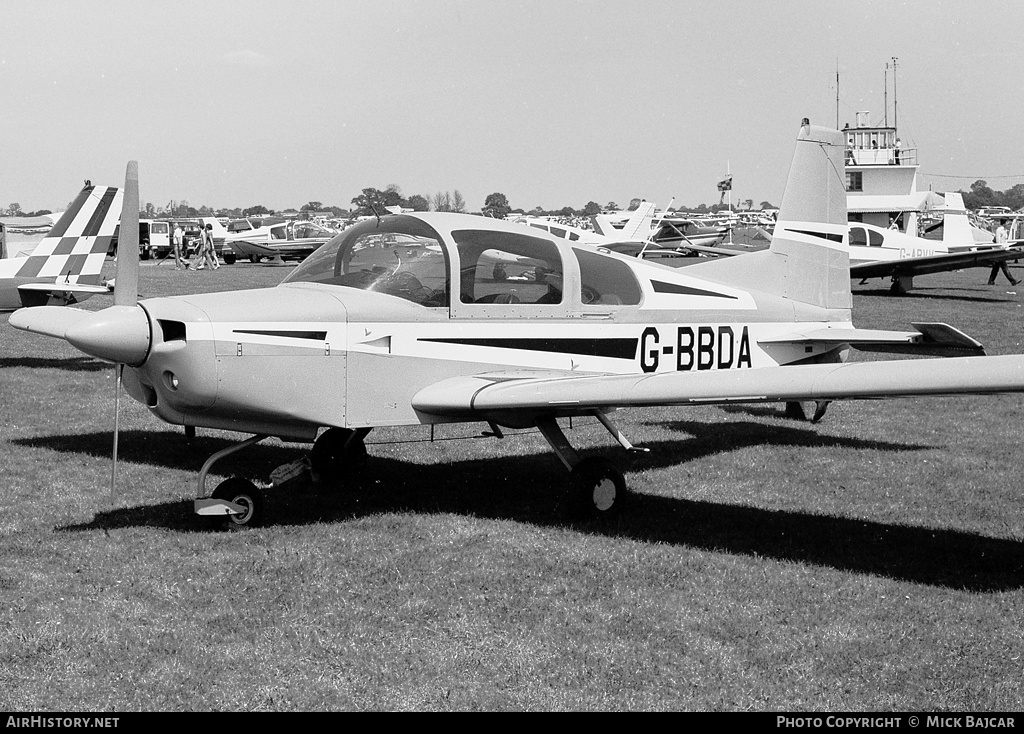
[[120, 214, 851, 440]]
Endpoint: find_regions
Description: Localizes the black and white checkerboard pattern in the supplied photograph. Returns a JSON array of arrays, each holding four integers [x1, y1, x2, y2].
[[14, 185, 121, 285]]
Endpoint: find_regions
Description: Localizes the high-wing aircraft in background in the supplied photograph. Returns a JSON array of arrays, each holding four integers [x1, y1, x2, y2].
[[13, 120, 1024, 529], [0, 183, 122, 311]]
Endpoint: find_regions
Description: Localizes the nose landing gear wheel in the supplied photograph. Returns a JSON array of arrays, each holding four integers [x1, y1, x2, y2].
[[569, 457, 628, 519], [210, 477, 264, 529]]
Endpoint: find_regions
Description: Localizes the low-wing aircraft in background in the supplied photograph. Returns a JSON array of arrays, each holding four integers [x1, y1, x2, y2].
[[0, 183, 122, 311], [848, 192, 1024, 293], [663, 192, 1024, 293], [13, 120, 1024, 529], [203, 217, 334, 263]]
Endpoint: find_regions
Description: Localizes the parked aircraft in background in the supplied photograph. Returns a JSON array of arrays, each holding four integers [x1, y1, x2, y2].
[[668, 193, 1024, 293], [513, 201, 657, 246], [205, 218, 335, 263], [14, 121, 1024, 530], [848, 193, 1024, 293], [0, 183, 121, 311]]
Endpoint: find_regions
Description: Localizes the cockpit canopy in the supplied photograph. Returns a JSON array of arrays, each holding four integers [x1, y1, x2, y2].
[[283, 215, 643, 309]]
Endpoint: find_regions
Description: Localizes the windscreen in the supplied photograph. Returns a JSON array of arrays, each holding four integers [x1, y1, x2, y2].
[[283, 216, 449, 307]]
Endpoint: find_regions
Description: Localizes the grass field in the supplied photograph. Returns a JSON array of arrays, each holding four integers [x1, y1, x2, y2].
[[1, 257, 1023, 711]]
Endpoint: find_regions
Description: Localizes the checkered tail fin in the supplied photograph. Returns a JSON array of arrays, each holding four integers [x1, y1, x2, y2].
[[15, 185, 123, 286]]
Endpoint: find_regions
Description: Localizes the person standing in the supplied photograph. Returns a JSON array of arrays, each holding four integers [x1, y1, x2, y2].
[[172, 224, 186, 270], [987, 220, 1019, 285]]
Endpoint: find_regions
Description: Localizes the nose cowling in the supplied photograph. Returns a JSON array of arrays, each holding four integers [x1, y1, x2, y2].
[[64, 305, 151, 366]]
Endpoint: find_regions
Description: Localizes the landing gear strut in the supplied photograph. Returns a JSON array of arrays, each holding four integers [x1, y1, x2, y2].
[[193, 434, 269, 528], [536, 411, 640, 519]]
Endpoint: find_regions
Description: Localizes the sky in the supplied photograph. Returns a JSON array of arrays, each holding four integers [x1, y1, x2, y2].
[[2, 0, 1024, 214]]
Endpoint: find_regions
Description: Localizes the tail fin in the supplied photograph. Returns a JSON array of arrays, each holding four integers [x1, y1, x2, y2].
[[685, 119, 851, 312], [938, 192, 979, 246], [201, 217, 229, 239], [592, 201, 656, 241], [14, 184, 123, 286]]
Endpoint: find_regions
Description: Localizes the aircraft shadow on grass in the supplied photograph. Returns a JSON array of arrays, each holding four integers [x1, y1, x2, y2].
[[0, 356, 109, 372], [852, 285, 1011, 304], [24, 425, 1023, 592]]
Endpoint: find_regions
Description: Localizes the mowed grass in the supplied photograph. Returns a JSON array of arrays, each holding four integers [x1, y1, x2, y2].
[[1, 256, 1024, 711]]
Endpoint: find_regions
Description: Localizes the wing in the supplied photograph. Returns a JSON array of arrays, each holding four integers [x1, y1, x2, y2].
[[412, 354, 1024, 424], [852, 245, 1024, 280]]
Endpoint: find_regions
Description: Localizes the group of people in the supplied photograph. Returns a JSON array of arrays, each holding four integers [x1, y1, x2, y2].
[[171, 223, 220, 271]]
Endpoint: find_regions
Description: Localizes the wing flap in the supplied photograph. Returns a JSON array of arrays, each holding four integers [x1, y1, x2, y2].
[[412, 355, 1024, 420]]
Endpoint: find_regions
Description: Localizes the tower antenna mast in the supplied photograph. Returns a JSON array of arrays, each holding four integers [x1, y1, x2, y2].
[[891, 56, 899, 130]]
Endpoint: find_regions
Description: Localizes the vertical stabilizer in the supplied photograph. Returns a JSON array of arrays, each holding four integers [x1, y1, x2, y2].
[[592, 201, 656, 241], [769, 119, 850, 309], [685, 119, 851, 313], [938, 192, 978, 247], [13, 185, 123, 286]]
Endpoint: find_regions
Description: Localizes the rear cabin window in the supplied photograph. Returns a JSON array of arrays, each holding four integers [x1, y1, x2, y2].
[[453, 229, 563, 305], [849, 226, 884, 248], [573, 247, 642, 305]]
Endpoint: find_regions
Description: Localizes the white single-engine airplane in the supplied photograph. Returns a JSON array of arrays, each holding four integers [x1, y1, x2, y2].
[[13, 120, 1024, 528], [0, 183, 122, 311]]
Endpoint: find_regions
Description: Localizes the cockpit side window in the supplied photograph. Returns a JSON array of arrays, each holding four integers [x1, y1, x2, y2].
[[573, 247, 642, 305], [849, 227, 868, 247], [452, 229, 563, 305], [282, 216, 449, 307]]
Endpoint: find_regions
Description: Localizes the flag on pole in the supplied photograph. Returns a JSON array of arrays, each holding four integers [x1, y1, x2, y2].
[[717, 174, 732, 205]]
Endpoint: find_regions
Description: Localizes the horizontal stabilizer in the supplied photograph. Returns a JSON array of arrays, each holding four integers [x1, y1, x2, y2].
[[413, 354, 1024, 420], [760, 322, 984, 356]]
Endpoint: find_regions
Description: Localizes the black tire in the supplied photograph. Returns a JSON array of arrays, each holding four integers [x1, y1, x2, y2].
[[568, 457, 628, 519], [310, 428, 368, 486], [210, 477, 264, 528], [249, 254, 261, 263], [140, 247, 150, 261], [223, 252, 236, 265], [784, 400, 829, 423]]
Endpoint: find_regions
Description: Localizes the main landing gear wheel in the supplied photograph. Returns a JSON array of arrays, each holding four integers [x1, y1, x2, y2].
[[310, 428, 368, 486], [569, 457, 628, 519], [210, 477, 264, 529]]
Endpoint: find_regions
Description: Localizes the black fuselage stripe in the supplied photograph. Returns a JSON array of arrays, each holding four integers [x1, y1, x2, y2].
[[787, 228, 844, 243], [233, 329, 327, 340], [420, 337, 638, 360], [651, 280, 738, 299]]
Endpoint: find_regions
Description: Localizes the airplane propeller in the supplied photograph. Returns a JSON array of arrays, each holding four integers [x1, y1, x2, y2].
[[108, 160, 141, 502]]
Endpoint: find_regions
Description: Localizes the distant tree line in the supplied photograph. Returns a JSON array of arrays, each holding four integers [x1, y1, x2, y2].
[[7, 186, 781, 222], [958, 180, 1024, 212], [2, 203, 53, 217]]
